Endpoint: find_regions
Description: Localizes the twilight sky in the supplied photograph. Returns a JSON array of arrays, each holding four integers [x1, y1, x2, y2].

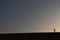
[[0, 0, 60, 33]]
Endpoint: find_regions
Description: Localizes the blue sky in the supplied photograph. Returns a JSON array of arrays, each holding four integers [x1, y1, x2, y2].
[[0, 0, 60, 33]]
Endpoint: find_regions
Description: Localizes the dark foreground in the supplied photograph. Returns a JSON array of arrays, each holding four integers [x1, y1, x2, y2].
[[0, 32, 60, 40]]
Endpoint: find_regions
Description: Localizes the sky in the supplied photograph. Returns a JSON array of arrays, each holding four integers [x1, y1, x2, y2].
[[0, 0, 60, 33]]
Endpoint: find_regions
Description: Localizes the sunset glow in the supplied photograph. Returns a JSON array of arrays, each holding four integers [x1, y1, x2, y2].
[[0, 0, 60, 33]]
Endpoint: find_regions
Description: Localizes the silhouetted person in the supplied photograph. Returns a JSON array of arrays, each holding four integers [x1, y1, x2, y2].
[[54, 28, 56, 32]]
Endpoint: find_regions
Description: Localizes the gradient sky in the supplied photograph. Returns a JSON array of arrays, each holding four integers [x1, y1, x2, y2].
[[0, 0, 60, 33]]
